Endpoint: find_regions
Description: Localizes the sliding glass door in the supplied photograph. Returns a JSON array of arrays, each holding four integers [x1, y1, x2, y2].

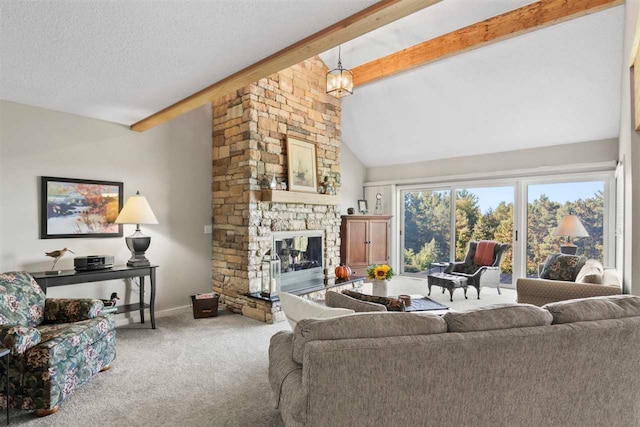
[[401, 185, 516, 285], [526, 180, 606, 277], [402, 189, 451, 275], [399, 173, 613, 285], [455, 187, 514, 284]]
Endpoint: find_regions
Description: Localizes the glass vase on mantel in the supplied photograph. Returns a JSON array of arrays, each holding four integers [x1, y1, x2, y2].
[[371, 279, 389, 297]]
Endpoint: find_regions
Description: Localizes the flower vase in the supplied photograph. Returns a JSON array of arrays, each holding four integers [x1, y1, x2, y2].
[[371, 279, 389, 297]]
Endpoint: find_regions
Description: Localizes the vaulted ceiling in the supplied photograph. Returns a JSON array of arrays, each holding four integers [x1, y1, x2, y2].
[[1, 0, 625, 169], [319, 0, 624, 167]]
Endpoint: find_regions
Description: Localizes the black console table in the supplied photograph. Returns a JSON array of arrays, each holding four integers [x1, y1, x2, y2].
[[31, 265, 158, 329]]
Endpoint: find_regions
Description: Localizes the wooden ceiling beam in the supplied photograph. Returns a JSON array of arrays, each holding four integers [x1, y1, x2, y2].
[[352, 0, 624, 87], [130, 0, 442, 132]]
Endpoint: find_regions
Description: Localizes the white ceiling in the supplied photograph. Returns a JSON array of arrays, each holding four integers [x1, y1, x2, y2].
[[0, 0, 377, 125], [319, 1, 625, 168], [0, 0, 625, 168]]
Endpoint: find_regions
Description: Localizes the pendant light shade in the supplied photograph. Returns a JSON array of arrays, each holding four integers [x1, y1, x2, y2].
[[326, 46, 353, 98]]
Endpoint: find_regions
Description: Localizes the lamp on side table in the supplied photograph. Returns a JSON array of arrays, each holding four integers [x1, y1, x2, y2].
[[554, 214, 589, 255], [115, 191, 159, 267]]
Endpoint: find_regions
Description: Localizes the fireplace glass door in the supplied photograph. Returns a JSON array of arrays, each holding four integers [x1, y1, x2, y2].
[[274, 233, 324, 294]]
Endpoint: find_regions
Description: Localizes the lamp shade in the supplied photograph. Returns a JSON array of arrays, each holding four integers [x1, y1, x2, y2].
[[554, 215, 588, 237], [115, 192, 158, 225]]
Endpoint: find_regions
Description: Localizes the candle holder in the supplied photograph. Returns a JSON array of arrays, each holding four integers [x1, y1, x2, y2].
[[261, 250, 281, 300]]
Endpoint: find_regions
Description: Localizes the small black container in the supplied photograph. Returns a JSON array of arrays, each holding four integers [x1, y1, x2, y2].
[[190, 295, 219, 319]]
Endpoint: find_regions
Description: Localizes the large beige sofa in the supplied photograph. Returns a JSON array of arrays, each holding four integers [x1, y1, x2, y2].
[[269, 295, 640, 427]]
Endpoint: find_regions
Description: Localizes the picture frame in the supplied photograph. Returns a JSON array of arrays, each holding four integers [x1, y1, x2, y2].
[[286, 137, 318, 193], [40, 176, 124, 239], [358, 199, 368, 214]]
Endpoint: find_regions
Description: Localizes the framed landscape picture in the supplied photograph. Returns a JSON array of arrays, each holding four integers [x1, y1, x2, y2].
[[286, 137, 318, 193], [40, 176, 123, 239]]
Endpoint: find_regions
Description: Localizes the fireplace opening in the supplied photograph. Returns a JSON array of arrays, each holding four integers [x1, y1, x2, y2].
[[273, 231, 324, 294]]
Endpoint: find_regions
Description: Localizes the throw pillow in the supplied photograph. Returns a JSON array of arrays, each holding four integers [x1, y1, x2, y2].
[[325, 291, 387, 312], [341, 290, 406, 312], [575, 259, 604, 284], [539, 254, 586, 282], [278, 292, 354, 330]]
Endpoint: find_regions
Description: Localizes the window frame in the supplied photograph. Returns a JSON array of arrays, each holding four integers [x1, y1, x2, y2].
[[397, 171, 615, 284]]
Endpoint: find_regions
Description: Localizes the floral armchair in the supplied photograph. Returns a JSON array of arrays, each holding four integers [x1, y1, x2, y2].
[[445, 241, 510, 298], [0, 272, 116, 416]]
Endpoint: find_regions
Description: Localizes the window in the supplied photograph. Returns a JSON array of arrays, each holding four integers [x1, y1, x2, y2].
[[526, 180, 605, 277], [399, 173, 613, 284], [455, 187, 514, 284], [402, 190, 451, 275]]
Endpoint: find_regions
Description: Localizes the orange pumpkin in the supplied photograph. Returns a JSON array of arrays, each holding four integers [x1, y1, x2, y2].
[[335, 264, 352, 279]]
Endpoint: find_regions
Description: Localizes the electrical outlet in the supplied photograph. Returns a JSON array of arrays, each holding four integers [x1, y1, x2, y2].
[[204, 225, 212, 234]]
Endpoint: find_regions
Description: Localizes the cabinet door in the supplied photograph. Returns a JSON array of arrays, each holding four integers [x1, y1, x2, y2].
[[368, 220, 389, 265], [346, 219, 369, 267]]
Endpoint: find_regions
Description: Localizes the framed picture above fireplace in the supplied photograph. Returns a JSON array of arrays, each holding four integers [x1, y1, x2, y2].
[[40, 176, 123, 239], [286, 137, 318, 193]]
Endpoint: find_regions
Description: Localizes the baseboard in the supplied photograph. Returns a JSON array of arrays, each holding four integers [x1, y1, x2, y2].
[[112, 304, 192, 327]]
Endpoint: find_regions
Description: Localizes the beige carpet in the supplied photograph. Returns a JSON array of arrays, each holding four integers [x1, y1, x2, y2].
[[10, 278, 515, 426], [10, 312, 289, 427]]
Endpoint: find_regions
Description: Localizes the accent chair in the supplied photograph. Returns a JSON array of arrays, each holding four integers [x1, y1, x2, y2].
[[0, 272, 116, 416]]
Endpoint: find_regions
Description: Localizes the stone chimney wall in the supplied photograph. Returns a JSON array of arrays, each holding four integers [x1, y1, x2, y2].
[[212, 56, 341, 323]]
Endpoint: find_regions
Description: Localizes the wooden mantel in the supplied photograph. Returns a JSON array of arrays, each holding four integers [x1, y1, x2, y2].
[[261, 190, 339, 206]]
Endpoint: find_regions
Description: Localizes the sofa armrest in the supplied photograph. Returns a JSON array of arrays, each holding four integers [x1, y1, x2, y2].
[[516, 278, 621, 307], [0, 324, 41, 355], [44, 298, 104, 323], [269, 331, 302, 409]]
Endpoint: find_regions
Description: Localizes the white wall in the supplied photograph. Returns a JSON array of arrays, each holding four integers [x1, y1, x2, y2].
[[339, 141, 365, 213], [0, 100, 212, 321], [366, 139, 619, 183], [620, 0, 640, 294]]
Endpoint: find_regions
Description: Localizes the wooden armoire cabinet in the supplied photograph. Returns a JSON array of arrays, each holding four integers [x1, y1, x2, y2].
[[340, 215, 392, 276]]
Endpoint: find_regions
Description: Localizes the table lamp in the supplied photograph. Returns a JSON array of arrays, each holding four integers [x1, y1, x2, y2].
[[115, 191, 158, 267], [554, 214, 589, 255]]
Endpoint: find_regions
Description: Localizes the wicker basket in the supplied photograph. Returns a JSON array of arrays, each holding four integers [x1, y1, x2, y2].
[[190, 295, 219, 319]]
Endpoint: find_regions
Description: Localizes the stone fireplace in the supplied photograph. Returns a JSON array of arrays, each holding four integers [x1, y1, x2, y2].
[[211, 56, 342, 323]]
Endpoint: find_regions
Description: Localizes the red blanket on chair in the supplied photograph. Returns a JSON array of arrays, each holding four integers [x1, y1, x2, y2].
[[474, 241, 497, 266]]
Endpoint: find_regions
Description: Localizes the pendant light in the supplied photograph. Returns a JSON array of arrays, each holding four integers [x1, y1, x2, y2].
[[326, 45, 353, 98]]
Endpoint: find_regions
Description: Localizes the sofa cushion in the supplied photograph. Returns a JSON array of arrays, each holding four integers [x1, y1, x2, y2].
[[325, 291, 387, 312], [0, 272, 45, 327], [602, 269, 622, 287], [291, 312, 446, 363], [539, 254, 586, 282], [443, 304, 552, 332], [543, 295, 640, 324], [341, 290, 405, 311], [278, 292, 354, 330], [26, 315, 115, 369], [575, 259, 604, 284]]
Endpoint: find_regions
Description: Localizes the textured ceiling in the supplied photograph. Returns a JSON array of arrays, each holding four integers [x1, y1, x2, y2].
[[321, 1, 624, 168], [0, 0, 376, 125]]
